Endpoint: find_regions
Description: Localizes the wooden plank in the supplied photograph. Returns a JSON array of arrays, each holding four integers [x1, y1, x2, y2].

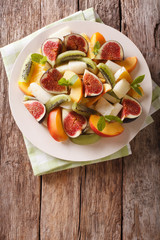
[[0, 0, 41, 239], [78, 2, 122, 239], [40, 3, 81, 240], [121, 0, 160, 239]]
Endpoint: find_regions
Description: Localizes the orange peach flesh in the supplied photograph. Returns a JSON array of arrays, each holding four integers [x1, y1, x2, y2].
[[47, 108, 68, 142], [89, 115, 124, 137]]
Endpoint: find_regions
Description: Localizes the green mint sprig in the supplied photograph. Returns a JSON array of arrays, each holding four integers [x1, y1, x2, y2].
[[93, 41, 101, 55], [130, 75, 145, 96], [58, 74, 79, 86], [97, 115, 122, 131], [31, 53, 47, 64]]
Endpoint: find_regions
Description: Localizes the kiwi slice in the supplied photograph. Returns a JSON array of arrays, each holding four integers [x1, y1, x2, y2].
[[70, 133, 100, 145], [72, 102, 98, 118], [55, 50, 86, 65], [97, 63, 115, 88], [79, 57, 98, 74], [20, 55, 34, 83], [46, 94, 71, 113]]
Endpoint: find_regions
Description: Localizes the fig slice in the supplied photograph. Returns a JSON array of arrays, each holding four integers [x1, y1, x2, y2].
[[40, 68, 67, 94], [83, 69, 103, 97], [62, 109, 87, 138], [95, 40, 124, 61], [41, 38, 63, 66], [23, 100, 46, 122], [55, 50, 86, 66], [64, 33, 89, 54], [120, 95, 142, 122]]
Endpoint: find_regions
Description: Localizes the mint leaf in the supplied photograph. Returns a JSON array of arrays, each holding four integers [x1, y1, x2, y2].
[[104, 115, 123, 123], [58, 78, 69, 86], [93, 41, 101, 55], [131, 86, 142, 96], [58, 75, 78, 86], [131, 75, 145, 86], [97, 116, 106, 131], [40, 56, 47, 64], [31, 53, 47, 64]]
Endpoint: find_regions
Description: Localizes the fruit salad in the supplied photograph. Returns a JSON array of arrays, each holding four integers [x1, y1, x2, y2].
[[18, 27, 144, 145]]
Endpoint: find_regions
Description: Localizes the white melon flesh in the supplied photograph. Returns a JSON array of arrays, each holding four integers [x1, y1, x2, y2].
[[49, 26, 71, 40], [60, 101, 73, 110], [68, 61, 87, 74], [56, 64, 69, 73], [103, 92, 120, 104], [114, 67, 127, 82], [105, 60, 122, 74], [110, 103, 123, 116], [113, 78, 130, 99], [28, 83, 53, 104], [95, 97, 114, 116]]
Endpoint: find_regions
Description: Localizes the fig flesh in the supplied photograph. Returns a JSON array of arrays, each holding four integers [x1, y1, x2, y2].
[[83, 69, 103, 97], [64, 33, 89, 54], [42, 38, 63, 66], [62, 109, 87, 138], [120, 95, 142, 122], [23, 100, 46, 122], [55, 50, 86, 65], [40, 68, 67, 94], [96, 41, 124, 61]]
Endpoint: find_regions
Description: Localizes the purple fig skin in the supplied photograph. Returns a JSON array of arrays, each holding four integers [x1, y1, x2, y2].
[[40, 68, 67, 94], [64, 33, 89, 54], [95, 40, 124, 60], [41, 38, 63, 66]]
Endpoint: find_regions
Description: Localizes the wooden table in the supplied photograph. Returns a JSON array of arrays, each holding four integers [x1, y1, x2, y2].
[[0, 1, 160, 239]]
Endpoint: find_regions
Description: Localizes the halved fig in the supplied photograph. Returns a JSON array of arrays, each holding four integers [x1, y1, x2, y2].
[[55, 50, 86, 65], [97, 63, 116, 88], [95, 41, 124, 60], [83, 69, 103, 97], [40, 68, 67, 94], [62, 109, 87, 138], [64, 33, 89, 54], [120, 95, 142, 122], [42, 38, 63, 66], [72, 102, 98, 118], [23, 100, 46, 122]]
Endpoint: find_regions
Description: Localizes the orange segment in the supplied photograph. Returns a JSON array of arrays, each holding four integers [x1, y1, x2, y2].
[[90, 32, 106, 47], [115, 57, 138, 72]]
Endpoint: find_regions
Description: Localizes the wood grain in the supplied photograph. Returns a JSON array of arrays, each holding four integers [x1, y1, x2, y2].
[[121, 0, 160, 239], [0, 1, 41, 239]]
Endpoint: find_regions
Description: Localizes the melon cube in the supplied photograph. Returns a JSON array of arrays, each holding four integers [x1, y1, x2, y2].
[[110, 103, 123, 116], [95, 97, 114, 116], [105, 60, 122, 74], [113, 78, 130, 99]]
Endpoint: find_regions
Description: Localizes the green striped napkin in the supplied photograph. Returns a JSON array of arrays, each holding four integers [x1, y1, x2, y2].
[[1, 8, 160, 176]]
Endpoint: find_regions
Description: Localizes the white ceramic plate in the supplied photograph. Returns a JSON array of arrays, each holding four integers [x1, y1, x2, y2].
[[9, 21, 152, 162]]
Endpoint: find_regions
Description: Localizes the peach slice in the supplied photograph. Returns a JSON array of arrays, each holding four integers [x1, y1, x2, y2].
[[115, 57, 138, 72], [89, 115, 124, 137], [47, 108, 68, 142], [114, 67, 132, 83], [63, 70, 83, 102]]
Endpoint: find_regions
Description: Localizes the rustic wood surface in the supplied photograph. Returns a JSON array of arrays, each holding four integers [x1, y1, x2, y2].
[[0, 0, 160, 240]]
